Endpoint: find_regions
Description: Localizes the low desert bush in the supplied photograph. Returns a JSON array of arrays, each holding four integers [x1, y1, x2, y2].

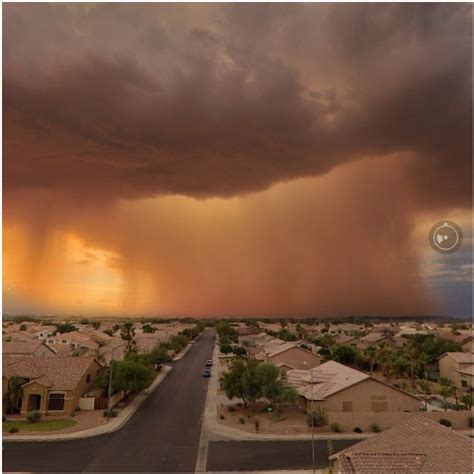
[[369, 423, 381, 433], [254, 418, 261, 432], [306, 409, 326, 427], [439, 418, 452, 428], [9, 426, 19, 433], [103, 409, 118, 418], [219, 414, 225, 420], [353, 427, 363, 433], [330, 422, 342, 433], [228, 406, 236, 413], [26, 410, 41, 424]]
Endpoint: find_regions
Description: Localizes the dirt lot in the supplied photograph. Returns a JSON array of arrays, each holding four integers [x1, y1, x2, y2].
[[217, 402, 333, 435]]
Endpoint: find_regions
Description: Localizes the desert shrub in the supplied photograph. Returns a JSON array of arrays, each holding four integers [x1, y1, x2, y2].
[[306, 409, 326, 427], [469, 416, 474, 428], [439, 418, 452, 428], [254, 418, 261, 432], [9, 426, 19, 433], [353, 427, 363, 433], [228, 406, 236, 412], [103, 409, 118, 418], [369, 423, 381, 433], [219, 414, 225, 420], [330, 422, 342, 433], [239, 416, 245, 424], [26, 410, 41, 424]]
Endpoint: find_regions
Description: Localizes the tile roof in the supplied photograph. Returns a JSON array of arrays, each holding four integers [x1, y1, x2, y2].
[[3, 356, 99, 390], [440, 352, 474, 364], [3, 341, 54, 355], [287, 361, 369, 400], [331, 415, 473, 473], [359, 333, 390, 343], [459, 365, 474, 376]]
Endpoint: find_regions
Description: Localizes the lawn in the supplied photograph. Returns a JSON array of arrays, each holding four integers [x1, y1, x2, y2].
[[3, 418, 77, 432]]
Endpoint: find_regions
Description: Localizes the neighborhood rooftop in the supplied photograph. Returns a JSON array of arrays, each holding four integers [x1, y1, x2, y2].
[[287, 360, 369, 400], [330, 415, 473, 473]]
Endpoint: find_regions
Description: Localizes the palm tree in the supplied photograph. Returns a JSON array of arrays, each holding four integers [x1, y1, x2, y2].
[[375, 343, 393, 381], [438, 385, 454, 411], [364, 345, 377, 376], [7, 377, 27, 414], [120, 321, 136, 353], [461, 393, 473, 410]]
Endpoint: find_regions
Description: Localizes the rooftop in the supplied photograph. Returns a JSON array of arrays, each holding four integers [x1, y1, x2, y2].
[[287, 361, 369, 400], [330, 415, 473, 473]]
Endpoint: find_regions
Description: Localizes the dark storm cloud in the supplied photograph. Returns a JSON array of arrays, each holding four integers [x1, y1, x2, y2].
[[3, 3, 472, 206]]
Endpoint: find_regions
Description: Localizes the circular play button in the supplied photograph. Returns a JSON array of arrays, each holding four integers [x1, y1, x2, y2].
[[429, 221, 463, 254]]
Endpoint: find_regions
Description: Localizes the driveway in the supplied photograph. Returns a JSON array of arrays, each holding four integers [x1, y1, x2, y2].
[[3, 330, 215, 473]]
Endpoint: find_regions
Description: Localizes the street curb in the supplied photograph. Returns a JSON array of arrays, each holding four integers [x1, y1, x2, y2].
[[3, 365, 173, 443], [173, 342, 193, 361]]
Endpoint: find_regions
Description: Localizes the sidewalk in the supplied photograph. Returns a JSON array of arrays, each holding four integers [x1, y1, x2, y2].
[[3, 365, 173, 442]]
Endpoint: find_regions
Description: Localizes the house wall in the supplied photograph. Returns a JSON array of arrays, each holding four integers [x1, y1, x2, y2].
[[301, 378, 420, 414], [20, 360, 103, 415], [459, 371, 473, 390], [269, 347, 321, 370], [439, 355, 467, 387], [462, 340, 473, 352]]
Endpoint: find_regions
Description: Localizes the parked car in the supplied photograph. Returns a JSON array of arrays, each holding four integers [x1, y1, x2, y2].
[[203, 369, 211, 377], [205, 359, 213, 366]]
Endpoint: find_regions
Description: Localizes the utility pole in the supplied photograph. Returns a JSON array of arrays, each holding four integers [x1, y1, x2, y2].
[[303, 361, 315, 474]]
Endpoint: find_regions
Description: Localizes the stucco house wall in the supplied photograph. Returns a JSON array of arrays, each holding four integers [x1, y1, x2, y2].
[[300, 378, 420, 414], [20, 360, 103, 415]]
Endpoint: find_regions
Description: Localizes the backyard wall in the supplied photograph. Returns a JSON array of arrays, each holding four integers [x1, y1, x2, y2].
[[328, 410, 472, 431]]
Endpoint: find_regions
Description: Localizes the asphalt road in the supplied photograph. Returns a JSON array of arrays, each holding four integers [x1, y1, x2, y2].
[[3, 329, 215, 473], [207, 439, 359, 472]]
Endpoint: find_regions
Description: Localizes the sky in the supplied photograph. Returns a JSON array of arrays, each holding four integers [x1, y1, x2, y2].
[[3, 3, 472, 318]]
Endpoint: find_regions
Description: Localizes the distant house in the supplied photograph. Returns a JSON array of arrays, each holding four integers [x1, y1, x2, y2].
[[2, 341, 56, 358], [256, 341, 322, 371], [329, 415, 472, 473], [3, 356, 103, 415], [438, 352, 474, 388], [358, 333, 396, 349], [332, 334, 357, 347], [287, 361, 420, 414]]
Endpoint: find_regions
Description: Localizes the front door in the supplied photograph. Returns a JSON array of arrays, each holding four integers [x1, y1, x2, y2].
[[28, 394, 41, 411]]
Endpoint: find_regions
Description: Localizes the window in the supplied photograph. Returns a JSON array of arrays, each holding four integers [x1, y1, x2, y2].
[[48, 393, 65, 411], [86, 374, 91, 383], [371, 394, 388, 412], [342, 401, 353, 412]]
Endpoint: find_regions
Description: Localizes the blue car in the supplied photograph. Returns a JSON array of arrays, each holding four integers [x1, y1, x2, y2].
[[203, 369, 211, 377]]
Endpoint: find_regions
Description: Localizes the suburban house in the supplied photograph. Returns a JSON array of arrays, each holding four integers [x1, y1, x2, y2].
[[255, 341, 322, 370], [332, 334, 358, 346], [45, 332, 99, 353], [3, 341, 56, 358], [357, 333, 396, 349], [438, 352, 474, 388], [3, 356, 103, 415], [329, 415, 473, 473], [287, 361, 421, 414]]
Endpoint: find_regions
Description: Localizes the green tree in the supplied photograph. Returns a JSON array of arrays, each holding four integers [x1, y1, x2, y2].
[[98, 359, 155, 396], [169, 334, 188, 352], [363, 345, 377, 375], [120, 321, 136, 354], [461, 393, 473, 410], [438, 385, 454, 411], [7, 377, 27, 414], [142, 323, 156, 334], [220, 358, 260, 408], [331, 345, 358, 365], [55, 322, 77, 334], [255, 363, 298, 411], [220, 343, 233, 354]]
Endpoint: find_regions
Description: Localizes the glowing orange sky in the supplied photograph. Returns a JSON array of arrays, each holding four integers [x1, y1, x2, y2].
[[3, 4, 472, 317]]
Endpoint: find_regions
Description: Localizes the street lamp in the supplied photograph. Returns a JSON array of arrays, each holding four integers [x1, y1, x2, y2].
[[303, 361, 315, 474]]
